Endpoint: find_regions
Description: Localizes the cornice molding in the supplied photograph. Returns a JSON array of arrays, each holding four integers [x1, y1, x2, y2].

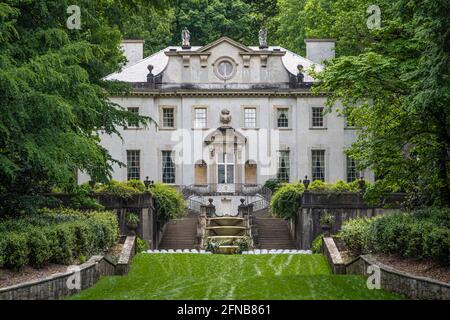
[[110, 90, 329, 98]]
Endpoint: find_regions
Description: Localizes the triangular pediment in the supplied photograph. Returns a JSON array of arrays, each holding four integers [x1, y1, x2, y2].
[[196, 37, 254, 53]]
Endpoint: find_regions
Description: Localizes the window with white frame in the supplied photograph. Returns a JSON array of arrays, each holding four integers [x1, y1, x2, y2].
[[312, 150, 325, 181], [312, 107, 324, 127], [126, 150, 140, 180], [346, 155, 359, 183], [244, 107, 257, 128], [162, 107, 175, 128], [277, 151, 290, 182], [194, 108, 207, 129], [162, 151, 175, 183], [126, 107, 139, 128], [277, 108, 289, 128]]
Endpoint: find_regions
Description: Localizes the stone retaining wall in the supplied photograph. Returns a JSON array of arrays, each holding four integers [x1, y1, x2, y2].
[[321, 237, 346, 274], [0, 236, 137, 300], [0, 256, 115, 300], [346, 255, 450, 300], [293, 192, 404, 249]]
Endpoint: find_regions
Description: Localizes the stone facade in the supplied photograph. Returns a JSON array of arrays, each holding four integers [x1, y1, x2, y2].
[[79, 36, 374, 187]]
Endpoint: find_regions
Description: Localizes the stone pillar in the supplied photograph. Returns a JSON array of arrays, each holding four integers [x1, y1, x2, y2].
[[201, 198, 216, 217]]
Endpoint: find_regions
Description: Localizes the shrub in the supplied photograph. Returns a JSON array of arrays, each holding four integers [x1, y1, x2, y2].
[[413, 207, 450, 228], [95, 180, 140, 199], [2, 233, 29, 270], [423, 227, 450, 264], [369, 213, 413, 254], [53, 223, 77, 264], [339, 217, 375, 256], [311, 234, 324, 254], [330, 180, 352, 192], [308, 180, 330, 192], [27, 229, 52, 268], [344, 210, 450, 265], [0, 208, 119, 270], [136, 237, 149, 253], [125, 180, 146, 192], [69, 186, 104, 210], [270, 183, 304, 219], [320, 213, 335, 225], [264, 178, 282, 193], [234, 236, 252, 253], [0, 239, 4, 268], [150, 183, 185, 226]]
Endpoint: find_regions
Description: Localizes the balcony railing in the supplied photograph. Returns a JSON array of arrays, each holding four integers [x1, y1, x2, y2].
[[180, 183, 272, 200]]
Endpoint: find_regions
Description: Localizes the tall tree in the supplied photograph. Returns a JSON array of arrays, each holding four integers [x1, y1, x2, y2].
[[275, 0, 386, 56], [311, 0, 450, 206], [171, 0, 259, 46], [0, 0, 151, 215], [104, 0, 175, 56]]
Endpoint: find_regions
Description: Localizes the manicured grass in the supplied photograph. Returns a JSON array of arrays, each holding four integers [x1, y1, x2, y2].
[[70, 254, 404, 300]]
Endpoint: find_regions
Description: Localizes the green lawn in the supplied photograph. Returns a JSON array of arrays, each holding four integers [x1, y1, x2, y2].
[[70, 254, 404, 300]]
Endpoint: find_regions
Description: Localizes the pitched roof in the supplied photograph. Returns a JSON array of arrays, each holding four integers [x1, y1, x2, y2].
[[104, 41, 323, 83]]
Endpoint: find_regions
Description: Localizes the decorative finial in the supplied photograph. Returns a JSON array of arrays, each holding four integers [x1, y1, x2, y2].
[[259, 27, 268, 49], [296, 64, 304, 84], [146, 64, 154, 83], [181, 27, 191, 49]]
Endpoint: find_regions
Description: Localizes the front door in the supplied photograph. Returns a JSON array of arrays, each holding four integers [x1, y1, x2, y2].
[[217, 152, 235, 192]]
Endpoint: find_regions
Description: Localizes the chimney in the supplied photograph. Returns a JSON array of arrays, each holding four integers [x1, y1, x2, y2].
[[120, 40, 145, 67], [304, 39, 335, 64]]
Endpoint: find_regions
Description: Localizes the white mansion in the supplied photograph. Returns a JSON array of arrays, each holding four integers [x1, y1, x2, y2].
[[78, 33, 373, 189]]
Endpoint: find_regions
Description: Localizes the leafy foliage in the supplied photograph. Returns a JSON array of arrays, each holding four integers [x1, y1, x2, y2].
[[172, 0, 259, 46], [263, 178, 282, 193], [0, 208, 119, 270], [339, 217, 376, 256], [339, 209, 450, 265], [0, 1, 154, 215], [150, 183, 186, 226], [311, 234, 324, 254], [309, 0, 450, 206], [270, 183, 304, 219], [136, 237, 149, 253]]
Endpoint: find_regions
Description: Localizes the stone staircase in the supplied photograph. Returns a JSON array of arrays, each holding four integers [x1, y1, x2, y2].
[[254, 209, 297, 249], [158, 212, 198, 250]]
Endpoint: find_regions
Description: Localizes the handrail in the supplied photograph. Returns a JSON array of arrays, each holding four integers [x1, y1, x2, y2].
[[248, 198, 269, 212], [186, 198, 204, 213], [180, 183, 272, 200]]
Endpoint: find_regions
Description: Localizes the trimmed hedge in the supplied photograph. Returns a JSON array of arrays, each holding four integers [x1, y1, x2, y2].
[[338, 208, 450, 265], [269, 180, 367, 219], [0, 208, 119, 270]]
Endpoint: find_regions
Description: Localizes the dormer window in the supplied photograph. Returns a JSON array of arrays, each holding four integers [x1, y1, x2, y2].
[[214, 57, 236, 80]]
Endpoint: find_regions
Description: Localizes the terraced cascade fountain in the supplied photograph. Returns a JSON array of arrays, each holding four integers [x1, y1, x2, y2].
[[205, 216, 252, 254]]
